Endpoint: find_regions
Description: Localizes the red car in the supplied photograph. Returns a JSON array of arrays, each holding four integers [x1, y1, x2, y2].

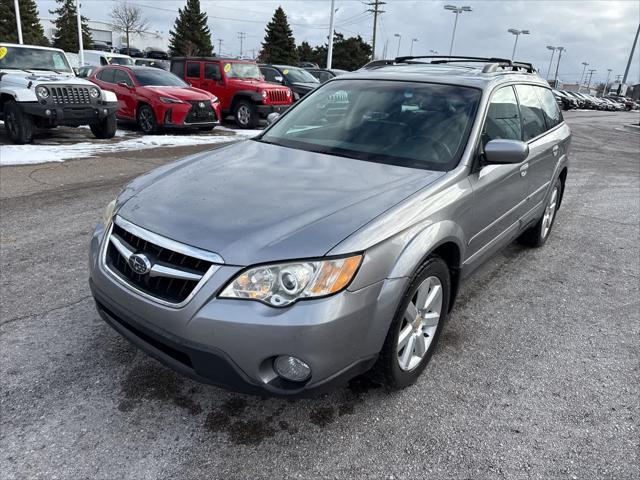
[[89, 65, 221, 133]]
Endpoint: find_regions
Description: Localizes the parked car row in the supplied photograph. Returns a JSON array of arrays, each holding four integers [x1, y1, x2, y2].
[[553, 89, 638, 111]]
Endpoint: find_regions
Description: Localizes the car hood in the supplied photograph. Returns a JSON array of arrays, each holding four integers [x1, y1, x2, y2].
[[291, 82, 318, 90], [144, 86, 211, 101], [227, 77, 289, 91], [0, 70, 83, 86], [117, 141, 444, 266]]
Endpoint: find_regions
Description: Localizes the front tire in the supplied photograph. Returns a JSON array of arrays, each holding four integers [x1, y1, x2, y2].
[[136, 104, 158, 134], [4, 100, 34, 144], [234, 101, 258, 129], [371, 256, 451, 389], [519, 178, 562, 247], [90, 114, 117, 139]]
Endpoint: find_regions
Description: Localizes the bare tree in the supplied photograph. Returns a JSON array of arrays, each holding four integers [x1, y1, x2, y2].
[[110, 3, 148, 53]]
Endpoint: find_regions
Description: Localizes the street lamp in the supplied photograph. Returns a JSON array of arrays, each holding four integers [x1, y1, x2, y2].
[[429, 49, 438, 55], [545, 46, 557, 80], [394, 33, 402, 57], [604, 68, 612, 96], [444, 5, 472, 56], [553, 46, 565, 87], [508, 28, 530, 61], [578, 61, 589, 92], [410, 38, 419, 56]]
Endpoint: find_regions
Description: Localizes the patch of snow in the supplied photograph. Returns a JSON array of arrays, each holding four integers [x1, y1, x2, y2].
[[0, 132, 250, 166]]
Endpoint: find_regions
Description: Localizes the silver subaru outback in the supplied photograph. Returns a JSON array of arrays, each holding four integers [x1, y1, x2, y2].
[[89, 56, 570, 396]]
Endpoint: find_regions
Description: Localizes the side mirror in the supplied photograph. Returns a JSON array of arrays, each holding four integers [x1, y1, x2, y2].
[[484, 139, 529, 164], [117, 82, 132, 89], [267, 112, 281, 124], [274, 76, 284, 83]]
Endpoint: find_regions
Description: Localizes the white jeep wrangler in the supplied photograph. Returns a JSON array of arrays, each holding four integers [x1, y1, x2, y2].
[[0, 43, 119, 144]]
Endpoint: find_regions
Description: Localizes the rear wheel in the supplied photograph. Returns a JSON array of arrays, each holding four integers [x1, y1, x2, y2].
[[234, 101, 258, 129], [137, 104, 158, 134], [90, 114, 117, 139], [519, 178, 562, 247], [371, 256, 450, 389], [4, 100, 34, 144]]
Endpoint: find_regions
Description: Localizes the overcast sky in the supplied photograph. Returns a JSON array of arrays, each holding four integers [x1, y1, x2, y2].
[[35, 0, 640, 84]]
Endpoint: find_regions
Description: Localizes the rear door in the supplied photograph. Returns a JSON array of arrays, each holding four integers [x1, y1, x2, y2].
[[466, 85, 530, 262], [185, 61, 203, 89]]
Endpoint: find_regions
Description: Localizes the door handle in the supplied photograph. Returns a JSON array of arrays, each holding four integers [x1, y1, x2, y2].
[[552, 145, 559, 157], [520, 163, 529, 177]]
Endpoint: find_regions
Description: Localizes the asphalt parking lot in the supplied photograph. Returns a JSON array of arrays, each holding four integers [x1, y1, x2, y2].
[[1, 110, 639, 479]]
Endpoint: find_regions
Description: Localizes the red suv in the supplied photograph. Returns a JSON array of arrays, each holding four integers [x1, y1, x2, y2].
[[170, 57, 292, 128], [89, 66, 221, 134]]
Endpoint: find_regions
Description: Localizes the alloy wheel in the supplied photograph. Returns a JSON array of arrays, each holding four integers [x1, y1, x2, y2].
[[139, 109, 154, 132], [541, 186, 559, 240], [237, 105, 250, 126], [397, 276, 443, 371]]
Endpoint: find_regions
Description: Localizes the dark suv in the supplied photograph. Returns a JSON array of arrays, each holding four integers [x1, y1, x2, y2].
[[171, 57, 293, 128], [259, 64, 320, 101]]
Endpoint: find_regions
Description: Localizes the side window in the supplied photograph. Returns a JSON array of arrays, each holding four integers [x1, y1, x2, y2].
[[171, 61, 184, 77], [536, 87, 563, 130], [100, 57, 108, 66], [483, 86, 522, 145], [98, 68, 116, 84], [261, 67, 280, 83], [114, 69, 133, 87], [204, 63, 221, 80], [186, 62, 201, 78], [515, 84, 547, 141]]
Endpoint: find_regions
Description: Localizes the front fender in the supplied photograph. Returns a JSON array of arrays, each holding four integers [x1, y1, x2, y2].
[[101, 89, 117, 103], [0, 86, 37, 102]]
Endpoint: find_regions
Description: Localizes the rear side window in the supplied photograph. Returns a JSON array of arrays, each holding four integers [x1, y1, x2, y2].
[[515, 85, 547, 141], [204, 63, 220, 80], [98, 68, 116, 83], [171, 60, 184, 77], [186, 62, 201, 78], [483, 86, 522, 144], [536, 87, 563, 129]]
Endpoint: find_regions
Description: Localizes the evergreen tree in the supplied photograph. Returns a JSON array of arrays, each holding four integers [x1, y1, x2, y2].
[[331, 33, 372, 71], [296, 41, 315, 63], [50, 0, 93, 52], [259, 7, 298, 64], [0, 0, 49, 46], [168, 0, 212, 56]]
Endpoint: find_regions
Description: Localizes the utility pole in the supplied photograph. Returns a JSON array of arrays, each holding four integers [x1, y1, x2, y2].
[[617, 22, 640, 95], [586, 69, 596, 93], [76, 0, 84, 66], [237, 32, 246, 57], [13, 0, 23, 44], [327, 0, 337, 69], [217, 39, 223, 56], [366, 0, 386, 60], [553, 46, 565, 87]]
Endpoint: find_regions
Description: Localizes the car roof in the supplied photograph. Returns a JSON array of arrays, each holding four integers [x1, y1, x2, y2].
[[171, 56, 255, 63], [0, 42, 65, 54], [338, 59, 549, 90]]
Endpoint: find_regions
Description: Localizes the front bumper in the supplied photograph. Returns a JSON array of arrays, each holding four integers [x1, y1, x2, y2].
[[89, 223, 405, 396], [20, 101, 118, 125], [256, 104, 290, 117]]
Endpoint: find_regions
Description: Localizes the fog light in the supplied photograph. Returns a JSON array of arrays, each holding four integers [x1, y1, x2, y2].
[[274, 355, 311, 382], [103, 109, 108, 115], [45, 109, 51, 116]]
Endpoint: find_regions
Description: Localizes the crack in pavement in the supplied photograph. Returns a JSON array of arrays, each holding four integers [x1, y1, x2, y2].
[[0, 295, 93, 327]]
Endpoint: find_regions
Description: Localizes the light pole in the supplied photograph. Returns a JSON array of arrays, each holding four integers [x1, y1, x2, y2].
[[410, 38, 418, 56], [553, 46, 565, 87], [603, 68, 612, 96], [508, 28, 530, 61], [13, 0, 23, 44], [578, 61, 588, 92], [545, 46, 557, 80], [618, 22, 640, 95], [394, 33, 402, 57], [76, 0, 84, 66], [586, 69, 596, 93], [444, 5, 472, 56], [326, 0, 337, 69]]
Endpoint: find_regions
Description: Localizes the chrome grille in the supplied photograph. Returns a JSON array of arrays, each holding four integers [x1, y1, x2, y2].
[[268, 90, 289, 103], [103, 219, 220, 305], [50, 86, 92, 105]]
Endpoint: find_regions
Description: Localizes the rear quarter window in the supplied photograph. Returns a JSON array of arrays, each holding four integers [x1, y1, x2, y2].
[[186, 62, 201, 78], [97, 68, 116, 83], [515, 84, 547, 141], [535, 87, 563, 129]]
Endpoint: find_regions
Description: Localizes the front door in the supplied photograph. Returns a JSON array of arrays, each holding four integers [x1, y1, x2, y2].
[[465, 85, 530, 266]]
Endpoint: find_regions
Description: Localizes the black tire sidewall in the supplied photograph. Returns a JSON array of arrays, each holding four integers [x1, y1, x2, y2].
[[91, 114, 117, 139], [4, 101, 33, 144], [378, 256, 451, 389]]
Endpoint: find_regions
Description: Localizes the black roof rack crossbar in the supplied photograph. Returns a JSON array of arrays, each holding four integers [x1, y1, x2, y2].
[[393, 55, 535, 73]]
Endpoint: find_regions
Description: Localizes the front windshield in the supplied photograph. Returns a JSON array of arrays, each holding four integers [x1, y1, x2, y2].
[[0, 46, 72, 72], [134, 69, 187, 86], [259, 80, 481, 171], [281, 67, 319, 83], [224, 62, 261, 79], [104, 56, 134, 66]]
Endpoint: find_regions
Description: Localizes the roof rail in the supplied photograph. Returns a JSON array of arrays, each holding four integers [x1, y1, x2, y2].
[[392, 55, 536, 74]]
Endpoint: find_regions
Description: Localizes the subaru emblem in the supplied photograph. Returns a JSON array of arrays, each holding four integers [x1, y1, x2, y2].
[[128, 253, 151, 275]]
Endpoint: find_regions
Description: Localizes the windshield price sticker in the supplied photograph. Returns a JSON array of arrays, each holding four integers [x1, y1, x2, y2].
[[224, 63, 232, 73], [283, 69, 289, 75], [0, 47, 7, 60]]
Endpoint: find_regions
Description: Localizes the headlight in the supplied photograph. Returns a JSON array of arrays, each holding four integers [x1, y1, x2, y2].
[[160, 96, 184, 104], [261, 90, 268, 99], [219, 254, 362, 307], [102, 199, 117, 226], [89, 87, 100, 99], [210, 95, 219, 104], [35, 86, 49, 98]]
